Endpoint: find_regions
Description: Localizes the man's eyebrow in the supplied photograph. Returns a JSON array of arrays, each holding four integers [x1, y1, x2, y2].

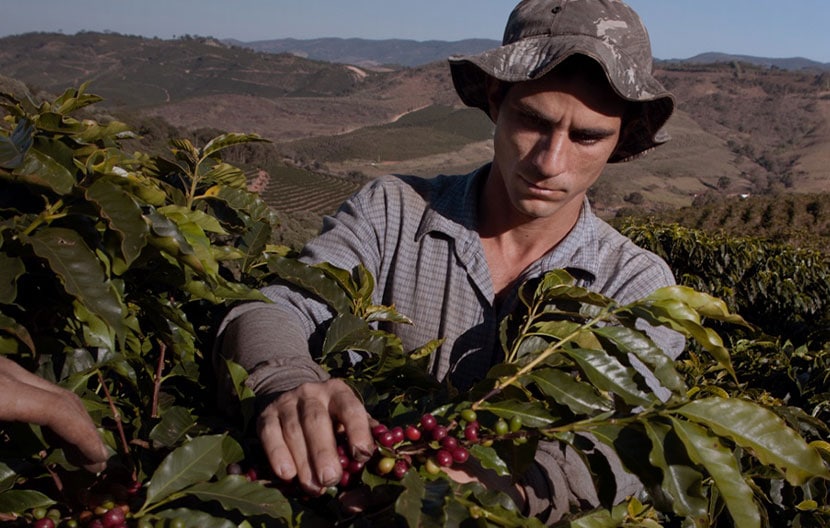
[[513, 102, 618, 137]]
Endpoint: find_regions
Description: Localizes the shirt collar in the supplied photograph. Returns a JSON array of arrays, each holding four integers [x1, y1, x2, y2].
[[415, 164, 600, 282]]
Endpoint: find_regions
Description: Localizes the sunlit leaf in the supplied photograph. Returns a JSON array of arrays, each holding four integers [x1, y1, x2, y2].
[[676, 397, 830, 484], [527, 368, 613, 415], [564, 348, 655, 408], [144, 435, 230, 507], [478, 400, 554, 428], [672, 418, 760, 528], [0, 490, 54, 515], [188, 475, 291, 518], [267, 254, 351, 314], [200, 132, 268, 160]]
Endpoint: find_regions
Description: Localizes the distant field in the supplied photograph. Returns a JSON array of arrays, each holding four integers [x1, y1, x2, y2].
[[258, 163, 361, 215]]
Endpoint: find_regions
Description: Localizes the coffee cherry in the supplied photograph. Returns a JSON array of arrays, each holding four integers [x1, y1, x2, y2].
[[32, 508, 48, 520], [339, 470, 351, 487], [390, 426, 405, 444], [436, 449, 453, 467], [339, 453, 351, 469], [169, 519, 187, 528], [404, 424, 421, 442], [424, 458, 441, 475], [494, 419, 509, 436], [32, 519, 55, 528], [102, 507, 127, 528], [347, 459, 364, 474], [420, 414, 437, 431], [371, 424, 388, 438], [431, 425, 448, 442], [245, 468, 258, 481], [226, 463, 243, 475], [392, 460, 409, 479], [376, 456, 396, 475], [378, 431, 396, 447], [510, 415, 522, 432], [441, 436, 458, 450], [464, 424, 479, 443], [452, 447, 470, 463], [88, 520, 104, 528], [136, 518, 154, 528], [460, 409, 478, 423]]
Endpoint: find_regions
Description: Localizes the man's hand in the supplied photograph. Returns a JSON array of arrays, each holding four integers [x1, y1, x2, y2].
[[0, 357, 109, 473], [257, 378, 376, 495]]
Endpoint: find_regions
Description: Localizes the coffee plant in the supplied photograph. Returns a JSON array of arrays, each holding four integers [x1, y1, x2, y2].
[[0, 86, 828, 527]]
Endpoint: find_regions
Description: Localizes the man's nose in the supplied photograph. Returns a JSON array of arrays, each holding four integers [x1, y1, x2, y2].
[[532, 131, 570, 177]]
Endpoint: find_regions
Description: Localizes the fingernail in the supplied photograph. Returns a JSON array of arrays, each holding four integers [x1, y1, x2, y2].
[[353, 445, 374, 462], [320, 466, 338, 486], [276, 464, 292, 480]]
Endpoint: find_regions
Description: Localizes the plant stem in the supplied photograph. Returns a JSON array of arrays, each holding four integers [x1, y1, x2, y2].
[[152, 341, 167, 418], [473, 308, 612, 409], [20, 199, 64, 236]]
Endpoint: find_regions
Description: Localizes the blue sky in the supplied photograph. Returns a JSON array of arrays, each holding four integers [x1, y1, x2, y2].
[[1, 0, 828, 63]]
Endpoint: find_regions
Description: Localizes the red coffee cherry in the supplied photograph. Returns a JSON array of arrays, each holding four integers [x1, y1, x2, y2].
[[390, 426, 405, 444], [378, 431, 396, 447], [347, 459, 364, 474], [404, 425, 422, 442], [101, 507, 126, 528], [452, 447, 470, 464], [441, 436, 458, 450], [392, 460, 409, 479], [436, 449, 453, 467], [372, 424, 389, 439], [431, 425, 448, 442], [32, 519, 55, 528], [420, 414, 437, 431], [464, 424, 479, 443]]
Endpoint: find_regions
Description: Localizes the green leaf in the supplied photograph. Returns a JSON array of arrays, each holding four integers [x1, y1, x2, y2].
[[365, 305, 413, 324], [86, 177, 149, 266], [200, 132, 267, 160], [593, 326, 686, 395], [478, 400, 555, 428], [267, 254, 351, 314], [201, 161, 247, 189], [469, 444, 511, 477], [527, 368, 613, 415], [149, 406, 197, 449], [188, 475, 291, 518], [395, 469, 428, 528], [0, 252, 24, 304], [0, 462, 17, 494], [0, 313, 35, 354], [671, 418, 760, 528], [224, 359, 256, 428], [14, 147, 75, 194], [143, 434, 229, 507], [159, 205, 227, 235], [563, 348, 655, 408], [152, 508, 236, 528], [641, 420, 708, 521], [0, 118, 34, 169], [675, 397, 830, 484], [562, 502, 630, 527], [322, 313, 370, 355], [0, 490, 54, 515], [23, 227, 126, 344], [645, 286, 748, 326], [240, 219, 271, 272]]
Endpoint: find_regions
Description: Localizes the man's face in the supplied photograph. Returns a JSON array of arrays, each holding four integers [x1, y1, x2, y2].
[[486, 65, 625, 222]]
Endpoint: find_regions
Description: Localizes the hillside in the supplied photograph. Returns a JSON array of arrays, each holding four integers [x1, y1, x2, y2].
[[1, 31, 828, 220]]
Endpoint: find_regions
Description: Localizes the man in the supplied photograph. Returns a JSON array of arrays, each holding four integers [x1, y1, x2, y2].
[[218, 0, 682, 521]]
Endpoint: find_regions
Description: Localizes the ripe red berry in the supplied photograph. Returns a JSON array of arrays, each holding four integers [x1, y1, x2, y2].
[[32, 519, 55, 528], [404, 424, 421, 442], [245, 468, 258, 481], [378, 431, 396, 447], [436, 449, 453, 467], [339, 454, 350, 469], [339, 470, 351, 487], [431, 425, 448, 442], [464, 424, 479, 443], [393, 460, 409, 479], [441, 436, 458, 450], [372, 424, 389, 438], [420, 414, 437, 431], [102, 507, 126, 528], [88, 520, 104, 528], [347, 459, 364, 474], [452, 447, 470, 463], [390, 426, 405, 444]]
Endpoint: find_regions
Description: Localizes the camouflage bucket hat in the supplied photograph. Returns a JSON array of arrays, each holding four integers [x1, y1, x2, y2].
[[449, 0, 675, 162]]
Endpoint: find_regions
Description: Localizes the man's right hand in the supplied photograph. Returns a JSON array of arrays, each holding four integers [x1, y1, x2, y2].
[[257, 378, 376, 495]]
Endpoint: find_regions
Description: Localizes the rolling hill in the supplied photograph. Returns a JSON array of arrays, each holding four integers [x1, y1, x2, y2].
[[1, 31, 828, 222]]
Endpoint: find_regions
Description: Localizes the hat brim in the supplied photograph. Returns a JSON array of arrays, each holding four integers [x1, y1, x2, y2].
[[449, 35, 675, 162]]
